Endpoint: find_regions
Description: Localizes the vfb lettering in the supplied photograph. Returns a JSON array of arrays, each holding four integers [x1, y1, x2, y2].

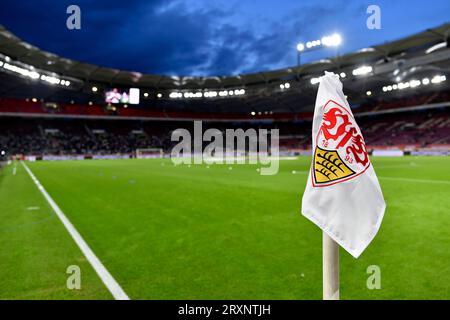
[[320, 104, 369, 166], [312, 100, 370, 187]]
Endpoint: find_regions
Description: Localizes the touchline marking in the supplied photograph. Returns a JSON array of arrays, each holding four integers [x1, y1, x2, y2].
[[379, 176, 450, 185], [20, 161, 130, 300], [13, 166, 17, 175]]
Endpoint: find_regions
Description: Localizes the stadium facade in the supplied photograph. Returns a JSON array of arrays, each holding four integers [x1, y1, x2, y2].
[[0, 24, 450, 159]]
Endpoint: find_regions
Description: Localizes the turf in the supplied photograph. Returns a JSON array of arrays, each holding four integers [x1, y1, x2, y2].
[[0, 163, 112, 299], [0, 156, 449, 299]]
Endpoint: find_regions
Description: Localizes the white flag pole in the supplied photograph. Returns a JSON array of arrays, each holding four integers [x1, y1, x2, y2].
[[323, 232, 340, 300]]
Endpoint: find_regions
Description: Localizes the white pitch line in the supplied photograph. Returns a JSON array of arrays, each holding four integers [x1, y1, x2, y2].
[[20, 161, 129, 300], [12, 166, 17, 175], [379, 176, 450, 185]]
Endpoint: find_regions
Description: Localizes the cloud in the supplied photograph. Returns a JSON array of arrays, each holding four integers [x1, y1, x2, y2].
[[0, 0, 448, 77], [0, 0, 342, 76]]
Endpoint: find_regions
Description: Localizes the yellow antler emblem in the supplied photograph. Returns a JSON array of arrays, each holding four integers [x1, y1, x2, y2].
[[313, 146, 355, 185]]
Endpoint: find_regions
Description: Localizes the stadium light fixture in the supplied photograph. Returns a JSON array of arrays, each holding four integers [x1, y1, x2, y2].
[[425, 42, 447, 54], [169, 92, 182, 99], [204, 91, 218, 98], [3, 62, 40, 79], [382, 74, 447, 93], [91, 86, 98, 92], [322, 34, 342, 47], [409, 79, 421, 88], [184, 92, 203, 98], [143, 92, 149, 97], [296, 33, 342, 65], [157, 93, 162, 98], [251, 111, 256, 116], [431, 75, 446, 84], [352, 65, 373, 76], [280, 82, 291, 90], [310, 77, 321, 85], [399, 82, 409, 90], [1, 59, 72, 87], [169, 88, 244, 100], [310, 72, 347, 86], [31, 98, 37, 102], [59, 79, 70, 86], [296, 43, 305, 52], [366, 91, 372, 96], [40, 74, 60, 85], [297, 33, 341, 52]]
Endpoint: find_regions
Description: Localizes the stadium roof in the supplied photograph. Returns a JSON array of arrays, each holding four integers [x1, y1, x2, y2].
[[1, 23, 449, 89], [0, 23, 450, 115]]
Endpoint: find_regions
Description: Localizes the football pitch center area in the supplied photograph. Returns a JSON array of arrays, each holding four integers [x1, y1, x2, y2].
[[0, 156, 449, 300]]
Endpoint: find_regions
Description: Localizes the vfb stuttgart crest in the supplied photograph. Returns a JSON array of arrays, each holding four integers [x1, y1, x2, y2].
[[312, 100, 370, 187]]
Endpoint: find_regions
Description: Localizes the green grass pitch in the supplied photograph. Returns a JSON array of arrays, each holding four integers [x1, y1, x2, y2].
[[0, 156, 449, 299]]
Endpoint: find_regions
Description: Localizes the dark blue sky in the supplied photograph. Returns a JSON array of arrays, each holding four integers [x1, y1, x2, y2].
[[0, 0, 449, 76]]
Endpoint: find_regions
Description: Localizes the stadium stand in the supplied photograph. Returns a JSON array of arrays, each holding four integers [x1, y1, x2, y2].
[[1, 103, 449, 157], [0, 24, 450, 158]]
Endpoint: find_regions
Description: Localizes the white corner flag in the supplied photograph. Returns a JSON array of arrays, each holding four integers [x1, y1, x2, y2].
[[302, 71, 386, 259]]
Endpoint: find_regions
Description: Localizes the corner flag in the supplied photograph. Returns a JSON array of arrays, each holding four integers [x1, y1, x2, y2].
[[302, 72, 386, 259]]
